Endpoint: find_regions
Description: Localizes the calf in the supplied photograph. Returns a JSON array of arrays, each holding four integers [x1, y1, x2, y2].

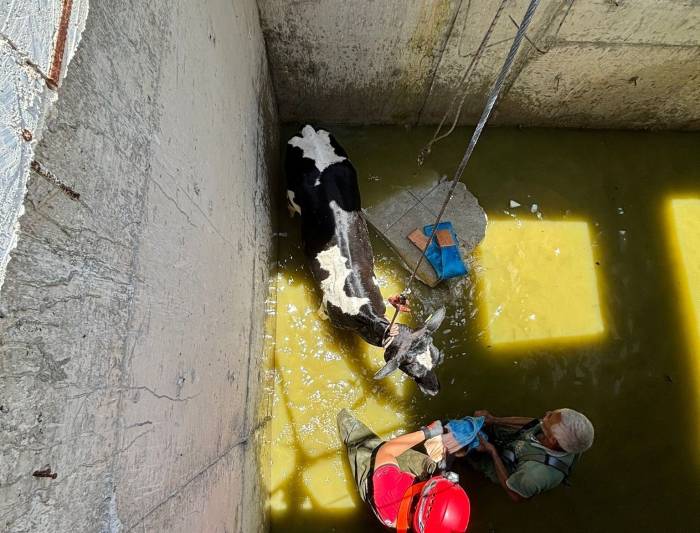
[[285, 125, 446, 396]]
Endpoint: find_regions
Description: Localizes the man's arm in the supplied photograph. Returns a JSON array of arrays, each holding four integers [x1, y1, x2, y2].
[[474, 410, 535, 429], [375, 421, 442, 469], [477, 436, 524, 503]]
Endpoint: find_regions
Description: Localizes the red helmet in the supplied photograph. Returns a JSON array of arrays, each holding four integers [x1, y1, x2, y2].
[[412, 474, 470, 532]]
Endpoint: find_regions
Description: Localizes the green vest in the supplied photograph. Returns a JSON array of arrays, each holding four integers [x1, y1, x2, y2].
[[499, 422, 577, 498], [469, 421, 577, 498]]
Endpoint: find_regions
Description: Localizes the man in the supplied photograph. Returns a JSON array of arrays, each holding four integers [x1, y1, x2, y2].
[[337, 409, 471, 532], [465, 408, 594, 502]]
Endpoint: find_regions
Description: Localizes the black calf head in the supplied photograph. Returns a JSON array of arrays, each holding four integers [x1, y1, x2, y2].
[[373, 308, 447, 396]]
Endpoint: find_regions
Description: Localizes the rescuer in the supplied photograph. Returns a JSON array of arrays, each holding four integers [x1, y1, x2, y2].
[[337, 409, 471, 532], [459, 409, 595, 502]]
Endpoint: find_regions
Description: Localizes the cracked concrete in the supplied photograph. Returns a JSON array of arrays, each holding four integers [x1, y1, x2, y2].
[[0, 1, 277, 532], [0, 0, 90, 290]]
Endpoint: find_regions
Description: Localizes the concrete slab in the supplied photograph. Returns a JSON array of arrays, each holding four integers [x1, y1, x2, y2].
[[421, 180, 488, 252], [364, 180, 486, 287], [368, 199, 441, 287]]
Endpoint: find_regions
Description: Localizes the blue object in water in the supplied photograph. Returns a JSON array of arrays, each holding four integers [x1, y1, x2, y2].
[[422, 222, 468, 280], [445, 416, 488, 452]]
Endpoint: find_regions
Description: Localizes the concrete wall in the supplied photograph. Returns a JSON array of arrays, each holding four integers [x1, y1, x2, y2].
[[1, 0, 89, 292], [259, 0, 700, 129], [0, 1, 277, 532]]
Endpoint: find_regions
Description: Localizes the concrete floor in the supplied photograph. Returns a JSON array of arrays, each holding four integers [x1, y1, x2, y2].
[[0, 1, 277, 531]]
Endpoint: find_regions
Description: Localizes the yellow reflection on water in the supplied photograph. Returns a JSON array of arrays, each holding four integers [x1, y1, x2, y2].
[[266, 263, 413, 516], [666, 198, 700, 439], [477, 218, 604, 347]]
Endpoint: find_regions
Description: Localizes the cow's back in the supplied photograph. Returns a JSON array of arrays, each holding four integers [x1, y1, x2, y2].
[[286, 126, 386, 340], [285, 126, 361, 255]]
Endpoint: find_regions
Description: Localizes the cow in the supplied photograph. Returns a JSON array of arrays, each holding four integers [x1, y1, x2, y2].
[[285, 125, 447, 396]]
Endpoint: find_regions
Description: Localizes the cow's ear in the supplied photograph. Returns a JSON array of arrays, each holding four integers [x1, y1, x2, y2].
[[430, 345, 444, 366], [424, 307, 446, 332], [373, 357, 400, 380], [415, 371, 440, 396]]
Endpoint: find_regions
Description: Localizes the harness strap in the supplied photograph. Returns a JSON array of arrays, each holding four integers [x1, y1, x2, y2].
[[396, 480, 428, 533], [501, 441, 575, 479], [517, 453, 572, 477], [518, 419, 540, 433], [500, 420, 578, 483], [501, 448, 517, 465]]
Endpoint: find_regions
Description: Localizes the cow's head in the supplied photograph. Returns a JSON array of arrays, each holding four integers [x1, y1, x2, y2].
[[373, 308, 447, 396]]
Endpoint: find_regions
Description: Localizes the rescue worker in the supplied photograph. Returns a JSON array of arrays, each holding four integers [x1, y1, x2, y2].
[[463, 408, 594, 502], [338, 408, 471, 532]]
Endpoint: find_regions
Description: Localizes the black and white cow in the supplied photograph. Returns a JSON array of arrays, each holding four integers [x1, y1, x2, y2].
[[285, 125, 446, 396]]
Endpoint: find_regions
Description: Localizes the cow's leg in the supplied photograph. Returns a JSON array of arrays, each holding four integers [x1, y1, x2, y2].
[[317, 302, 329, 320], [287, 190, 302, 217]]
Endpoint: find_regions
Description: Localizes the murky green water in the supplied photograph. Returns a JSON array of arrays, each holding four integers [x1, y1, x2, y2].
[[269, 125, 700, 532]]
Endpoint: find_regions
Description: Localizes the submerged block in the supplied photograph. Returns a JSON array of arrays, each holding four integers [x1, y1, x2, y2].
[[363, 181, 487, 287], [478, 219, 604, 346]]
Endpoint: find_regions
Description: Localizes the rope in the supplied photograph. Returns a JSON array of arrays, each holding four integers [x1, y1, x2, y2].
[[418, 0, 509, 165], [508, 15, 546, 54], [385, 0, 541, 337]]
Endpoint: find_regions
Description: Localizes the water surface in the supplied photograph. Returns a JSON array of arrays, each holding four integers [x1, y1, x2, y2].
[[267, 126, 700, 532]]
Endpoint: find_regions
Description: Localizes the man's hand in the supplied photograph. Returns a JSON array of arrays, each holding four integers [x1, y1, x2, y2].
[[388, 294, 411, 313], [424, 435, 445, 463], [421, 420, 443, 440], [474, 410, 495, 426], [475, 434, 496, 455]]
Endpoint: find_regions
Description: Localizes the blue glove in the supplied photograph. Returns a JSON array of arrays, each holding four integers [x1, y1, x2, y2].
[[443, 416, 487, 454]]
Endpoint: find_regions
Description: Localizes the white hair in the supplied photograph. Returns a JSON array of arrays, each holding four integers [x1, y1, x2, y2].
[[551, 408, 594, 454]]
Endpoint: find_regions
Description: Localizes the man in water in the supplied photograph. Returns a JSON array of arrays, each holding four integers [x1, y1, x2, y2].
[[337, 408, 471, 532], [462, 408, 594, 502]]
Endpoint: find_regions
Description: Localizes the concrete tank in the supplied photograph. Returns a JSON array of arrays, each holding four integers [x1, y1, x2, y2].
[[1, 1, 699, 532]]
